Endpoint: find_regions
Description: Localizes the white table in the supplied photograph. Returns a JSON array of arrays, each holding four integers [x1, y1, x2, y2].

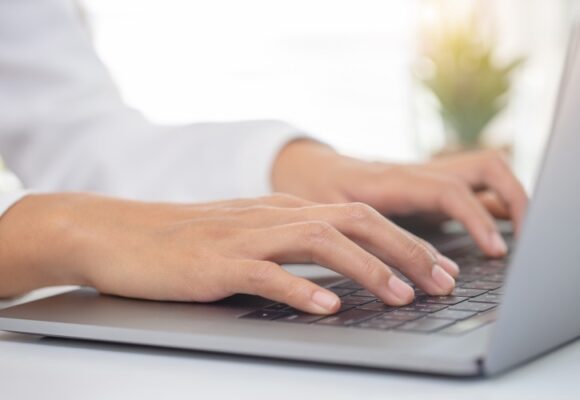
[[1, 287, 578, 400]]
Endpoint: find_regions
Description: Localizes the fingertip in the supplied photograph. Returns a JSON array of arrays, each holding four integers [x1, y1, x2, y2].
[[489, 231, 508, 257], [311, 290, 340, 314], [431, 264, 456, 294], [436, 254, 460, 277], [387, 276, 415, 305]]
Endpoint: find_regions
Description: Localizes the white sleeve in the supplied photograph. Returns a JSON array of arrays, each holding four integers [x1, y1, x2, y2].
[[0, 157, 28, 218], [0, 0, 307, 203], [0, 191, 30, 219]]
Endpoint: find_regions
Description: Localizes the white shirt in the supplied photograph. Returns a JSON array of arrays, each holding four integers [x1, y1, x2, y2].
[[0, 157, 27, 216], [0, 0, 306, 217]]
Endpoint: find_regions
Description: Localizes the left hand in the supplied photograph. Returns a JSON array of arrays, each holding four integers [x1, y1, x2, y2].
[[272, 140, 528, 258]]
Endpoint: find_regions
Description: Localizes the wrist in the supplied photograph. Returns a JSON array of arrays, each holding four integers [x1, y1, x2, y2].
[[271, 139, 341, 199], [0, 193, 91, 296], [272, 139, 384, 204]]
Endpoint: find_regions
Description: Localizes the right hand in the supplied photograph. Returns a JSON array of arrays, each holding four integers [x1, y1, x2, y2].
[[0, 193, 459, 314]]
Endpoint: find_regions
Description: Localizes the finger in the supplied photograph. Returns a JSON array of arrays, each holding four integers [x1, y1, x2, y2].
[[435, 180, 507, 257], [249, 203, 457, 294], [373, 169, 507, 257], [478, 156, 528, 234], [246, 221, 416, 305], [228, 260, 340, 314], [477, 191, 511, 220], [403, 231, 460, 278], [249, 204, 457, 297], [397, 171, 506, 256], [297, 204, 457, 294], [435, 152, 528, 234]]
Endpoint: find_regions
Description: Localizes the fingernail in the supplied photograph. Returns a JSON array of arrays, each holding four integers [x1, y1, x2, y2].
[[431, 264, 455, 293], [312, 290, 339, 312], [489, 232, 508, 255], [436, 254, 460, 277], [388, 276, 414, 303]]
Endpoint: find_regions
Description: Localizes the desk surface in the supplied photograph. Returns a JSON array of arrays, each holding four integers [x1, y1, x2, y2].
[[1, 287, 578, 400]]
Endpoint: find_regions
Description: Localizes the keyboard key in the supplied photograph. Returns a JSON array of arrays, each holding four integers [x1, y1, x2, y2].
[[423, 296, 469, 305], [460, 266, 486, 275], [485, 260, 507, 268], [356, 319, 405, 331], [431, 309, 476, 321], [461, 281, 502, 290], [277, 312, 325, 324], [449, 302, 497, 313], [337, 303, 356, 313], [340, 295, 375, 305], [316, 309, 380, 326], [328, 287, 356, 297], [264, 303, 290, 311], [484, 273, 505, 283], [284, 303, 354, 316], [439, 310, 498, 335], [395, 318, 455, 333], [399, 303, 448, 313], [333, 279, 363, 290], [357, 301, 398, 312], [350, 289, 376, 298], [279, 303, 354, 318], [378, 310, 426, 321], [456, 274, 479, 283], [470, 293, 502, 304], [240, 310, 291, 320], [451, 288, 487, 298]]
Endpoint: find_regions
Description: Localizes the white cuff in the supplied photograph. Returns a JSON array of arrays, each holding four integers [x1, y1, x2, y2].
[[0, 190, 32, 219], [233, 120, 308, 197]]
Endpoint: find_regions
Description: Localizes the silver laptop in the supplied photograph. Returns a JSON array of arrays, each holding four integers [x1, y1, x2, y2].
[[2, 24, 580, 378]]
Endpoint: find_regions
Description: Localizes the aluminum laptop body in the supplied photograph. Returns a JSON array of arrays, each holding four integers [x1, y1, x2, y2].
[[2, 24, 580, 377]]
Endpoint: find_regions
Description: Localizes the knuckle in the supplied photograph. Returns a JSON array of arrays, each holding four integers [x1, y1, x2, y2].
[[448, 180, 472, 200], [484, 149, 506, 163], [405, 239, 432, 266], [483, 150, 509, 171], [343, 202, 376, 222], [358, 252, 382, 279], [437, 178, 468, 205], [445, 177, 468, 193], [301, 221, 335, 246]]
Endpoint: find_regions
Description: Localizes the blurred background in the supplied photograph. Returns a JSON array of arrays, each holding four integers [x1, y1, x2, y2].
[[82, 0, 578, 190]]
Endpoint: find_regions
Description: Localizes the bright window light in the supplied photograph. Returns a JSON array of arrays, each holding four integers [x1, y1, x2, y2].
[[83, 0, 420, 161]]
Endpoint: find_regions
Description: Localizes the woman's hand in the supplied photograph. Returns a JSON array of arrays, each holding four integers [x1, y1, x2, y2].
[[0, 193, 460, 314], [272, 140, 528, 257]]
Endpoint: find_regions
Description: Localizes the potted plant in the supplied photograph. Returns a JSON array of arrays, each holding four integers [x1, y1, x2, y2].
[[416, 9, 524, 153]]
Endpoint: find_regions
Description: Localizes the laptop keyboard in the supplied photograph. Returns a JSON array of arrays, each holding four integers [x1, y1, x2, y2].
[[239, 239, 511, 335]]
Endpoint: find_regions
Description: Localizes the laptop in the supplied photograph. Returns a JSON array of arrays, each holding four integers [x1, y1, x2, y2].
[[2, 24, 580, 378]]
